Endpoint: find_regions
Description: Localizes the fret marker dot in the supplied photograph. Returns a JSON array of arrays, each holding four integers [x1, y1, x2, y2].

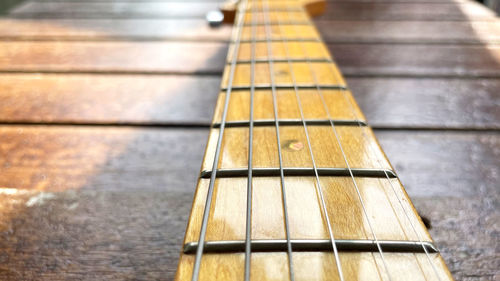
[[283, 140, 304, 151], [276, 70, 289, 76]]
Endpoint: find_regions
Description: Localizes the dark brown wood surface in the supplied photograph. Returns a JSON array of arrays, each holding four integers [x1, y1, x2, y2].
[[7, 1, 496, 21], [2, 42, 499, 77], [0, 74, 498, 129], [0, 19, 498, 45], [0, 0, 498, 280], [8, 1, 222, 18], [0, 18, 232, 41]]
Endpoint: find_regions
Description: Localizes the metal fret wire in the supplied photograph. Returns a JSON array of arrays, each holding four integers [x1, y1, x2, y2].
[[286, 7, 444, 280], [284, 6, 396, 281], [244, 2, 258, 280], [190, 2, 248, 280], [263, 0, 295, 279], [275, 9, 345, 281]]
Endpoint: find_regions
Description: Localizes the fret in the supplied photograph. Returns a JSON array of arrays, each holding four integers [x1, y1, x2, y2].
[[212, 120, 367, 128], [183, 177, 430, 243], [241, 2, 303, 11], [237, 38, 322, 43], [239, 25, 321, 41], [243, 11, 310, 23], [183, 239, 438, 254], [201, 126, 391, 170], [213, 89, 365, 127], [242, 22, 312, 26], [221, 84, 346, 91], [200, 168, 396, 178], [227, 41, 331, 62], [176, 252, 452, 281], [228, 59, 333, 64], [221, 62, 346, 88]]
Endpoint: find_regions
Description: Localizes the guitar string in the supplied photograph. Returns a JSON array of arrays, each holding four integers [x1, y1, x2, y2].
[[290, 5, 444, 280], [244, 1, 258, 280], [190, 1, 248, 280], [263, 0, 295, 279], [284, 6, 444, 279], [324, 43, 445, 281], [275, 8, 346, 281], [285, 5, 395, 281], [334, 73, 444, 281]]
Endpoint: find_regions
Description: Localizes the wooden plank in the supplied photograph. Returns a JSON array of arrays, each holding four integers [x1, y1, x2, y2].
[[0, 127, 497, 280], [0, 19, 498, 45], [0, 18, 232, 41], [8, 1, 496, 21], [0, 0, 24, 14], [326, 0, 468, 2], [2, 41, 498, 77], [376, 131, 500, 198], [8, 1, 220, 18], [347, 77, 500, 129], [0, 74, 497, 129], [0, 74, 221, 124], [4, 127, 495, 201], [316, 20, 500, 44], [0, 41, 228, 73], [330, 43, 500, 77], [375, 131, 499, 281], [0, 126, 209, 192], [318, 2, 497, 21]]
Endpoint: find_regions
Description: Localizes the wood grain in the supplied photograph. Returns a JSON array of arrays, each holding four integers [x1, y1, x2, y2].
[[176, 252, 453, 281], [316, 20, 500, 44], [8, 1, 495, 22], [183, 177, 431, 242], [0, 0, 498, 280], [0, 74, 222, 124], [0, 126, 208, 192], [331, 43, 500, 77], [0, 74, 497, 129], [9, 1, 221, 18], [0, 18, 232, 40], [201, 126, 391, 170], [347, 77, 500, 129], [0, 41, 227, 73], [318, 1, 496, 21], [0, 128, 496, 280], [212, 89, 366, 123], [2, 19, 499, 45], [2, 41, 498, 77]]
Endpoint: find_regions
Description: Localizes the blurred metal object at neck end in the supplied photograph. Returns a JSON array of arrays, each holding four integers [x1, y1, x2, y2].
[[206, 10, 224, 27]]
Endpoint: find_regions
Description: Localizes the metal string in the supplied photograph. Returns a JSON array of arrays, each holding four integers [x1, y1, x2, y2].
[[263, 0, 295, 279], [381, 166, 444, 280], [244, 1, 258, 280], [275, 10, 345, 281], [286, 6, 395, 281], [327, 47, 444, 281], [191, 1, 248, 280], [287, 6, 444, 279]]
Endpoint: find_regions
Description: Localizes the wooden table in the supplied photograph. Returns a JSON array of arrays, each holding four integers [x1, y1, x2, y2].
[[0, 0, 498, 280]]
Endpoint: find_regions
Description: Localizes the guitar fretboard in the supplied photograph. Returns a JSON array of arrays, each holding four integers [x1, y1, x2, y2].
[[175, 1, 454, 280]]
